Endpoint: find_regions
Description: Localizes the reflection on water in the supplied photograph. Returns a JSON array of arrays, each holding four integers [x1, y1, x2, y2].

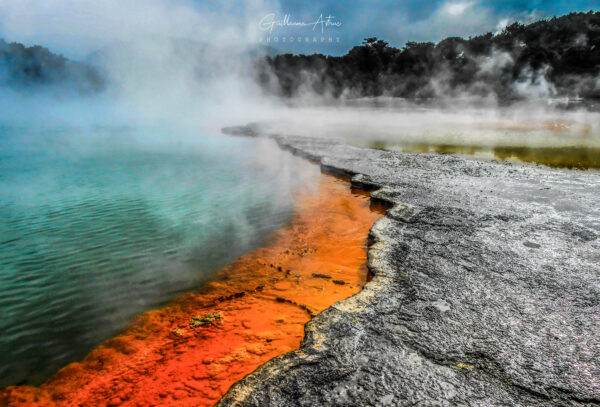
[[0, 126, 318, 388]]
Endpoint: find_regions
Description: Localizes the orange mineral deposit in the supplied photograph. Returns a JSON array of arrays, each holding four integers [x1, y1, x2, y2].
[[0, 173, 386, 407]]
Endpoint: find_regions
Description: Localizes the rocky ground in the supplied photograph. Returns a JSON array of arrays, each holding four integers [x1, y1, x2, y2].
[[218, 125, 600, 407]]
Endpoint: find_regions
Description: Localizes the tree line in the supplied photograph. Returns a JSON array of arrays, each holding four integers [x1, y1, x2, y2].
[[254, 11, 600, 102]]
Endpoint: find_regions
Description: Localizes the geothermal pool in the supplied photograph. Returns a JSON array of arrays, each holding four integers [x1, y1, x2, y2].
[[0, 125, 317, 388], [2, 172, 385, 406]]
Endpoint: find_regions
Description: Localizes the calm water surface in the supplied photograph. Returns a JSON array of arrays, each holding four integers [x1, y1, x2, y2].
[[0, 125, 316, 387]]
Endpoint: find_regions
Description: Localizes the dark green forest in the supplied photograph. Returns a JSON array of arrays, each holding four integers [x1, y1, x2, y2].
[[0, 39, 104, 93], [255, 11, 600, 102], [1, 11, 599, 101]]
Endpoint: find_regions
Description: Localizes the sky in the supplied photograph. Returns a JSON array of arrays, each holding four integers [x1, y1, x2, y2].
[[0, 0, 598, 59]]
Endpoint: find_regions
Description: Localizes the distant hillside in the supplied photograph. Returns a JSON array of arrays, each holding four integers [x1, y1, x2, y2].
[[0, 39, 105, 94], [254, 11, 600, 102], [0, 38, 279, 96]]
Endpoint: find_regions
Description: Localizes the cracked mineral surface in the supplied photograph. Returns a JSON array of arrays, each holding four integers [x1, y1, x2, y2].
[[219, 125, 600, 407]]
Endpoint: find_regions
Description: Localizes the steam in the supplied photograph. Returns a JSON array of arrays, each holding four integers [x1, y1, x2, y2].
[[0, 0, 274, 57], [249, 103, 600, 159], [0, 0, 286, 131], [0, 1, 598, 155]]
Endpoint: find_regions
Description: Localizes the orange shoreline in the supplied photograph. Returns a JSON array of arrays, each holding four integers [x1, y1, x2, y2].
[[0, 173, 385, 407]]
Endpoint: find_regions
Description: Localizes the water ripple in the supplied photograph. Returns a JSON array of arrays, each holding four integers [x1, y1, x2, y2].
[[0, 128, 313, 387]]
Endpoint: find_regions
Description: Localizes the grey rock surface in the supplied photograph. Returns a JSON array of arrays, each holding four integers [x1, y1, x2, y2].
[[218, 125, 600, 406]]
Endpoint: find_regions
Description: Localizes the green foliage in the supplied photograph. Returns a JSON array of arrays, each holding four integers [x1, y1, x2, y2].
[[0, 38, 105, 93], [256, 11, 600, 101]]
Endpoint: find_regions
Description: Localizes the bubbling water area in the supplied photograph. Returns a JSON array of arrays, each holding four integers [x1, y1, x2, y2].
[[1, 173, 386, 406]]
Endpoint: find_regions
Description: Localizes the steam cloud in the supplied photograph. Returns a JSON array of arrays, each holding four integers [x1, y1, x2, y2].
[[0, 1, 598, 148], [0, 0, 284, 130]]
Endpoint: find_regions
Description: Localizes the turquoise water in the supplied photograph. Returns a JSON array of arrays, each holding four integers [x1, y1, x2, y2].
[[0, 125, 313, 387]]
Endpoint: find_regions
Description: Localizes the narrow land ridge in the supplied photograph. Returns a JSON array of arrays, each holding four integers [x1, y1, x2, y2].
[[219, 124, 600, 406]]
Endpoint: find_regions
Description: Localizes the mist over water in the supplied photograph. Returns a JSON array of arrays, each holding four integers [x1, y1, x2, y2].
[[0, 124, 319, 387], [1, 41, 598, 389], [256, 102, 600, 169], [0, 0, 292, 388]]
